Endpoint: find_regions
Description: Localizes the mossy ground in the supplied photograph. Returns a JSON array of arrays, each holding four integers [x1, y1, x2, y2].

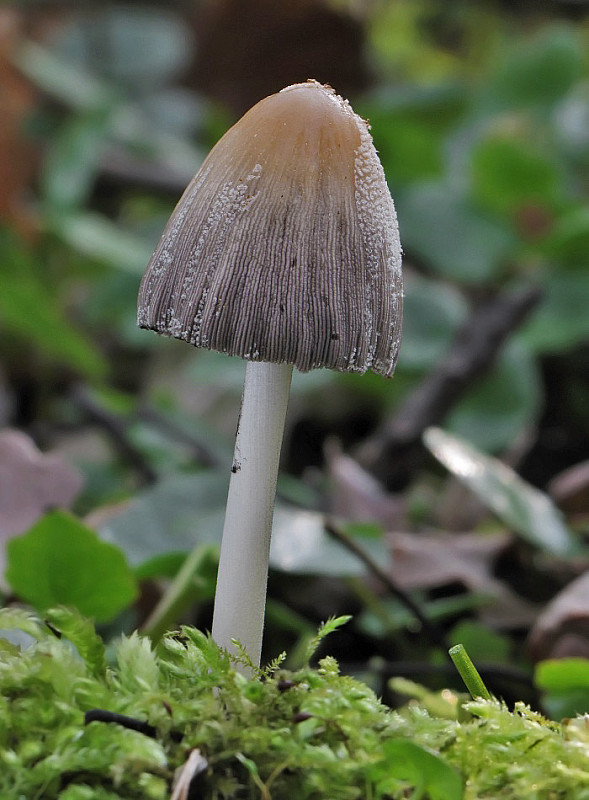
[[1, 608, 588, 799]]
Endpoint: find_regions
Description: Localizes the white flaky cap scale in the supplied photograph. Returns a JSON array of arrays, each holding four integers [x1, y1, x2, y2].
[[138, 79, 402, 376]]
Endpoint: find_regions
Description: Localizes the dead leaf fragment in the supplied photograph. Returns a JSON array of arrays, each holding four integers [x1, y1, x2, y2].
[[171, 748, 208, 800], [0, 429, 83, 575], [549, 460, 589, 515], [387, 530, 537, 628], [528, 570, 589, 661], [327, 445, 406, 529]]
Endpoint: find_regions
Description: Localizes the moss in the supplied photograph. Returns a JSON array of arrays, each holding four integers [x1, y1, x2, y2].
[[1, 608, 589, 799]]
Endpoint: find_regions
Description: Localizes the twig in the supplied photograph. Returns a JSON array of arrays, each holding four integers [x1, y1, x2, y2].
[[71, 384, 158, 485], [85, 708, 184, 742], [358, 285, 542, 489], [85, 709, 157, 739], [170, 749, 209, 800], [324, 519, 451, 653], [138, 405, 222, 469]]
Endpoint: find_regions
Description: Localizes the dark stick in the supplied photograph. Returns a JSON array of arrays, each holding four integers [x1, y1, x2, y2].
[[138, 405, 221, 469], [84, 709, 184, 742], [324, 519, 451, 654], [358, 285, 542, 489], [84, 709, 157, 738], [71, 384, 158, 485]]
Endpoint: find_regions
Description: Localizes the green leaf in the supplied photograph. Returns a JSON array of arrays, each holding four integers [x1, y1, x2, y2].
[[362, 84, 466, 185], [450, 620, 511, 663], [535, 658, 589, 693], [98, 472, 391, 576], [134, 552, 186, 581], [42, 111, 111, 210], [400, 274, 468, 371], [471, 137, 561, 216], [484, 25, 583, 110], [541, 206, 589, 267], [15, 41, 115, 111], [372, 114, 443, 184], [52, 211, 154, 275], [541, 689, 589, 721], [423, 427, 580, 557], [98, 472, 228, 568], [272, 507, 391, 576], [369, 738, 463, 800], [5, 510, 138, 622], [445, 338, 542, 452], [54, 5, 193, 89], [369, 2, 463, 83], [521, 270, 589, 353], [398, 182, 515, 282], [535, 659, 589, 718], [0, 233, 107, 378]]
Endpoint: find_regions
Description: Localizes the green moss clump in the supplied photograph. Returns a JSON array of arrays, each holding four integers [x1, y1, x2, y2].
[[1, 608, 589, 799]]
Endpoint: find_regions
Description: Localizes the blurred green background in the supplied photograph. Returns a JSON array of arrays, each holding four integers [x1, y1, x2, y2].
[[2, 0, 589, 711]]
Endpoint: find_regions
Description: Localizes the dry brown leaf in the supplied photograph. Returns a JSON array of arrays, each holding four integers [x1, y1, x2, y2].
[[327, 445, 406, 530], [0, 428, 83, 575], [387, 530, 537, 628], [549, 460, 589, 515], [527, 570, 589, 661]]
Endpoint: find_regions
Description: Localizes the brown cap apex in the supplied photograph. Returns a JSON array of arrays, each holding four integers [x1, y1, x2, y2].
[[137, 80, 402, 375]]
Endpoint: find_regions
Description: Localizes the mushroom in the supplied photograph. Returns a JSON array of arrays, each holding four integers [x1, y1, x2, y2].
[[138, 79, 402, 668]]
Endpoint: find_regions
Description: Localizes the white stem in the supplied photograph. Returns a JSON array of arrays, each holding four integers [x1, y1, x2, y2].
[[211, 360, 293, 668]]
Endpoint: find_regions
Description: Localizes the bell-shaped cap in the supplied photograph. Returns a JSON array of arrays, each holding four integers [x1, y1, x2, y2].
[[137, 80, 402, 376]]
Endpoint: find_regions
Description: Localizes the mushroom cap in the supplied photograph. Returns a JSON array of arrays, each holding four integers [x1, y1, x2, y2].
[[137, 79, 402, 376]]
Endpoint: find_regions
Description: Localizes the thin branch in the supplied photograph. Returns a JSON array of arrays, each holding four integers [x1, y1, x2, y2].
[[324, 519, 451, 654], [358, 285, 542, 489], [71, 384, 158, 485], [138, 405, 222, 469]]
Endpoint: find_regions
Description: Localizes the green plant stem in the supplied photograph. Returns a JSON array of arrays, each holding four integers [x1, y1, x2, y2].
[[449, 643, 492, 700], [141, 543, 218, 641]]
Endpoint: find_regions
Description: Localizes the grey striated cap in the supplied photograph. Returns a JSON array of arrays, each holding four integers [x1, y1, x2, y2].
[[137, 79, 402, 376]]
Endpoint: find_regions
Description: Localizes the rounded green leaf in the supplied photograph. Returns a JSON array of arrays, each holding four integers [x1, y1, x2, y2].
[[484, 26, 583, 109], [398, 182, 515, 282], [471, 137, 561, 216], [5, 510, 138, 622], [521, 270, 589, 353], [98, 472, 390, 577], [400, 274, 468, 371], [535, 658, 589, 693], [541, 206, 589, 267]]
